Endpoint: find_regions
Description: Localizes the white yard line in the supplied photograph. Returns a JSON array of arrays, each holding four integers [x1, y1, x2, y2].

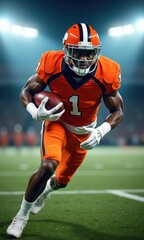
[[109, 190, 144, 202], [0, 189, 144, 202], [0, 191, 25, 195]]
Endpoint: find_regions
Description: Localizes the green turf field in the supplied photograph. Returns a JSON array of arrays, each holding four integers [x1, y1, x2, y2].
[[0, 146, 144, 240]]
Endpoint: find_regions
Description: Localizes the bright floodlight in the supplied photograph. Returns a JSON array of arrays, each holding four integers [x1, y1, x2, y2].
[[22, 27, 39, 38], [11, 25, 23, 35], [108, 26, 124, 37], [135, 19, 144, 32], [108, 24, 134, 37], [0, 18, 39, 38], [11, 25, 39, 38], [108, 19, 144, 37], [123, 24, 134, 34], [0, 19, 10, 32]]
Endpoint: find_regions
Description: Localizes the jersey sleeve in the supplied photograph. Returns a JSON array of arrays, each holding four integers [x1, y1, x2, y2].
[[36, 52, 49, 83], [104, 61, 121, 94], [107, 63, 121, 92], [36, 51, 64, 84]]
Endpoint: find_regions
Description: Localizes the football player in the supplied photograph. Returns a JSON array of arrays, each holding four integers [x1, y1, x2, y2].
[[7, 23, 124, 238]]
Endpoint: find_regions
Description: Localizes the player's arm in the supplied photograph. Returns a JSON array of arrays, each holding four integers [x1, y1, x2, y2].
[[103, 90, 124, 129], [80, 90, 124, 150], [20, 74, 64, 121], [20, 74, 46, 107]]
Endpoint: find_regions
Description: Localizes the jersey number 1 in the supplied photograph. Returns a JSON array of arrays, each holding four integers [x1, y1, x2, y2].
[[69, 95, 81, 116]]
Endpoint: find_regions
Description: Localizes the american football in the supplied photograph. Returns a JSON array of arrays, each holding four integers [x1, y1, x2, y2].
[[33, 91, 64, 113]]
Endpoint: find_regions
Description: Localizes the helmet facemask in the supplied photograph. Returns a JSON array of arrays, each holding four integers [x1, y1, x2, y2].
[[64, 43, 101, 76]]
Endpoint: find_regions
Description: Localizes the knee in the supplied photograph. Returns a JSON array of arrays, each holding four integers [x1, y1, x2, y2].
[[39, 159, 59, 178]]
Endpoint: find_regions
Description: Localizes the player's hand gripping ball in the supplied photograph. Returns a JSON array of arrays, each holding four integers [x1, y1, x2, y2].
[[33, 91, 64, 113], [33, 91, 64, 122]]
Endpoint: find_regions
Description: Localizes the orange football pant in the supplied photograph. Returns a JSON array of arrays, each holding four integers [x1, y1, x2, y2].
[[40, 121, 89, 184]]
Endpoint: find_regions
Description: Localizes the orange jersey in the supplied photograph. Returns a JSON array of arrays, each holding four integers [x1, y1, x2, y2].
[[36, 50, 121, 127]]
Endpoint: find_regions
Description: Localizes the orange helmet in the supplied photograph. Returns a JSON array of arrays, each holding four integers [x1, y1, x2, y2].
[[63, 23, 101, 76]]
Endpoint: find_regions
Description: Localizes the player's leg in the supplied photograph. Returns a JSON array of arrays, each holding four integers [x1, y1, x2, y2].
[[56, 130, 88, 184], [31, 174, 67, 214], [6, 158, 58, 238], [31, 131, 88, 215], [31, 146, 71, 214], [6, 122, 66, 238]]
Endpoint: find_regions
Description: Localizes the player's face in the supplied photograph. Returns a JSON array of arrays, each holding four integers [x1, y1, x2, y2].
[[73, 49, 95, 69]]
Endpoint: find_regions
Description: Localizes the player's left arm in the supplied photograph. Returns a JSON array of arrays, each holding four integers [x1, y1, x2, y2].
[[103, 90, 124, 129], [80, 90, 124, 150]]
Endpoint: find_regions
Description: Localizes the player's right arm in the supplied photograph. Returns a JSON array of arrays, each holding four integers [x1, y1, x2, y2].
[[20, 74, 64, 121], [20, 74, 46, 107]]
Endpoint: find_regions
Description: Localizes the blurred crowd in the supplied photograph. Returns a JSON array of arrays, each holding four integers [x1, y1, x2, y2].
[[0, 124, 39, 148]]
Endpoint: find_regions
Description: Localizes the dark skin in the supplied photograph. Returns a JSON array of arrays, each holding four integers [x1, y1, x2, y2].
[[20, 74, 124, 202]]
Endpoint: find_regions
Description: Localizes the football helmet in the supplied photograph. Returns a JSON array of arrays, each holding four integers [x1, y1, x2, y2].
[[63, 23, 101, 76]]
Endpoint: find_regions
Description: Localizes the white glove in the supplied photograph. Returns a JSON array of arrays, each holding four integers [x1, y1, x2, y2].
[[26, 97, 65, 122], [80, 122, 111, 150]]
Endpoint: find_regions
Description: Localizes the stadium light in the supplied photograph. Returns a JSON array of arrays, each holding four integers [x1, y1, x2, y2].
[[108, 25, 134, 37], [0, 18, 39, 38], [135, 19, 144, 32], [108, 26, 124, 37], [123, 24, 134, 35], [11, 25, 39, 38], [108, 18, 144, 37], [22, 27, 39, 38], [11, 25, 23, 35], [0, 19, 10, 32]]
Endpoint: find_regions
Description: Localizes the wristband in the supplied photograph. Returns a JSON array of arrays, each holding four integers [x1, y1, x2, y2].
[[96, 122, 111, 138], [26, 103, 38, 119]]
